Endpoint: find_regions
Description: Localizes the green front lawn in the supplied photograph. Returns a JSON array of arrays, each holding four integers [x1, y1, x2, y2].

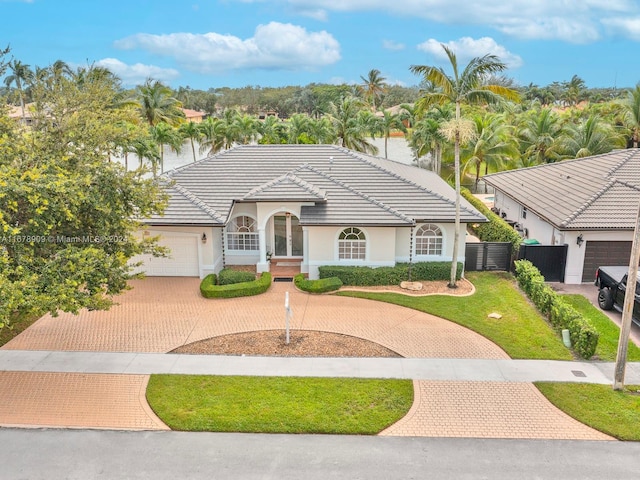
[[560, 294, 640, 361], [338, 271, 572, 360], [147, 375, 413, 434], [536, 383, 640, 441]]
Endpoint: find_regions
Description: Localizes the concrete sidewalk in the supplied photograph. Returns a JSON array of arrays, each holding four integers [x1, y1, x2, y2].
[[1, 350, 640, 384]]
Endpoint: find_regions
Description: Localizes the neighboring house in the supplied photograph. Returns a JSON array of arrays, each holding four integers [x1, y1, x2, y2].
[[181, 108, 207, 123], [7, 103, 36, 127], [135, 144, 486, 279], [483, 149, 640, 284]]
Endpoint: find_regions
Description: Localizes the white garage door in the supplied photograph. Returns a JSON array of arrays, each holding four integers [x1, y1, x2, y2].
[[140, 234, 200, 277]]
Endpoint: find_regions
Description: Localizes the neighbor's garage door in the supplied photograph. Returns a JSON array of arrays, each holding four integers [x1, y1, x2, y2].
[[140, 234, 200, 277], [582, 241, 632, 282]]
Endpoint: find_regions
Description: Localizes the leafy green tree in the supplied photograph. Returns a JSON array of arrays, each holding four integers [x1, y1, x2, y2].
[[286, 113, 312, 144], [410, 44, 519, 287], [4, 59, 34, 122], [307, 116, 336, 144], [179, 121, 203, 162], [135, 79, 184, 126], [0, 65, 167, 329], [257, 115, 287, 144]]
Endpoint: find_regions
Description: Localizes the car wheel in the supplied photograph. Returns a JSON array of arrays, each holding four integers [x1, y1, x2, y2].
[[598, 288, 614, 310]]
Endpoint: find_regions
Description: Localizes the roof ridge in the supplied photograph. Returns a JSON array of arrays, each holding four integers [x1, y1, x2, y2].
[[605, 149, 636, 179], [342, 148, 479, 217], [171, 183, 224, 223], [560, 178, 616, 228], [244, 168, 326, 199], [298, 164, 414, 225]]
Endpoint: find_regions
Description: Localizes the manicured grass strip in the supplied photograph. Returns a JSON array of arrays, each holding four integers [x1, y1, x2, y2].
[[561, 294, 640, 361], [338, 272, 572, 360], [147, 375, 413, 434], [535, 383, 640, 441]]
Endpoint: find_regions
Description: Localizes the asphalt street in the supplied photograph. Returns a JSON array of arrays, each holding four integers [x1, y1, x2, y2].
[[0, 429, 638, 480]]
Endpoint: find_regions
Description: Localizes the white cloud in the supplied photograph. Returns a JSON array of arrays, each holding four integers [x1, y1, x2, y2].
[[382, 39, 405, 51], [602, 16, 640, 40], [115, 22, 340, 74], [95, 58, 180, 85], [417, 37, 523, 69], [235, 0, 639, 43]]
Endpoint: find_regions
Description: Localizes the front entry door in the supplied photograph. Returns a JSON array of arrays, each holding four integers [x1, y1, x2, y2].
[[273, 214, 303, 257]]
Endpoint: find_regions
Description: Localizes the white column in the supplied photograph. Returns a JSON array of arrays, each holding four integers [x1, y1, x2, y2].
[[257, 227, 269, 273], [302, 226, 309, 273]]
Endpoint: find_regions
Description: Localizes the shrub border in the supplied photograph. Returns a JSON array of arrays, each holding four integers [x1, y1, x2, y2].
[[294, 274, 343, 294], [514, 259, 599, 359], [200, 272, 272, 299], [318, 262, 462, 286]]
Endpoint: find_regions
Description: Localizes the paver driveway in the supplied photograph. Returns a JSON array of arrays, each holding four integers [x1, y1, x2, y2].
[[0, 278, 611, 440]]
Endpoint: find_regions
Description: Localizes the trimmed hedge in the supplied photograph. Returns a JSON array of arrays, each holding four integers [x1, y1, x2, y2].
[[218, 268, 256, 285], [318, 262, 462, 286], [461, 188, 522, 252], [200, 272, 272, 299], [514, 260, 598, 358], [294, 274, 343, 294]]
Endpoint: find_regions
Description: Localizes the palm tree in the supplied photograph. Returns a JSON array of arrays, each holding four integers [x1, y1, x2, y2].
[[327, 96, 377, 154], [517, 107, 563, 164], [4, 60, 33, 122], [410, 44, 519, 288], [150, 122, 182, 175], [359, 69, 387, 111], [131, 137, 161, 173], [461, 113, 519, 191], [179, 121, 203, 162], [620, 84, 640, 148], [307, 116, 336, 144], [198, 117, 226, 156], [258, 115, 287, 144], [558, 115, 625, 158], [374, 110, 407, 159], [286, 113, 311, 144], [136, 79, 184, 126]]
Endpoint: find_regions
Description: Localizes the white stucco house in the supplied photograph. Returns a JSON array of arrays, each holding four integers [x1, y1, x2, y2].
[[135, 144, 486, 279], [484, 149, 640, 284]]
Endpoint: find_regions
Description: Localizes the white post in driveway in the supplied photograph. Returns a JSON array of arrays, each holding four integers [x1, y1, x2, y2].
[[257, 227, 269, 273]]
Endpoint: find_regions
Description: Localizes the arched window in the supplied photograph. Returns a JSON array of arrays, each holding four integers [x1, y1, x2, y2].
[[227, 216, 259, 251], [415, 224, 443, 256], [338, 227, 366, 260]]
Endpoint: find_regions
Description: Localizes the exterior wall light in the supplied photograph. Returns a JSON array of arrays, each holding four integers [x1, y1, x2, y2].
[[576, 234, 584, 247], [202, 232, 207, 243]]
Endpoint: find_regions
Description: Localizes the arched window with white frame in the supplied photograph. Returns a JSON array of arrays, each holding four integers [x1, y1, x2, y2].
[[226, 216, 259, 251], [415, 224, 443, 256], [338, 227, 366, 260]]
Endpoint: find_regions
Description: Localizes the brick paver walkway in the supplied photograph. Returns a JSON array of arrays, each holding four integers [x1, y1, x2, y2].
[[0, 278, 613, 440]]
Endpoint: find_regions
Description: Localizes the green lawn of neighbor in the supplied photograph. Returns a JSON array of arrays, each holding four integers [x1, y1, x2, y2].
[[338, 271, 572, 360], [536, 383, 640, 441], [560, 294, 640, 361], [147, 375, 413, 434]]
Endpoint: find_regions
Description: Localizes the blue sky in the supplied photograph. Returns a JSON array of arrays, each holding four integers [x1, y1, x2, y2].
[[2, 0, 639, 90]]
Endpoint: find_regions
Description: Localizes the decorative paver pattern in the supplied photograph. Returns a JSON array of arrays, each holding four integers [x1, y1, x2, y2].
[[0, 278, 614, 440], [0, 372, 168, 430], [3, 279, 508, 359], [381, 380, 612, 440]]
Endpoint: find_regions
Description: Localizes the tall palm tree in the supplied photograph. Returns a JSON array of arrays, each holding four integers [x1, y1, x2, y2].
[[149, 122, 182, 175], [558, 115, 624, 158], [131, 137, 161, 173], [258, 115, 287, 144], [359, 69, 387, 111], [198, 117, 226, 156], [374, 109, 407, 159], [461, 113, 519, 191], [286, 113, 311, 144], [621, 84, 640, 148], [410, 44, 519, 288], [327, 96, 377, 154], [517, 107, 563, 164], [4, 60, 33, 122], [136, 79, 184, 126], [179, 121, 203, 162], [307, 116, 336, 144]]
